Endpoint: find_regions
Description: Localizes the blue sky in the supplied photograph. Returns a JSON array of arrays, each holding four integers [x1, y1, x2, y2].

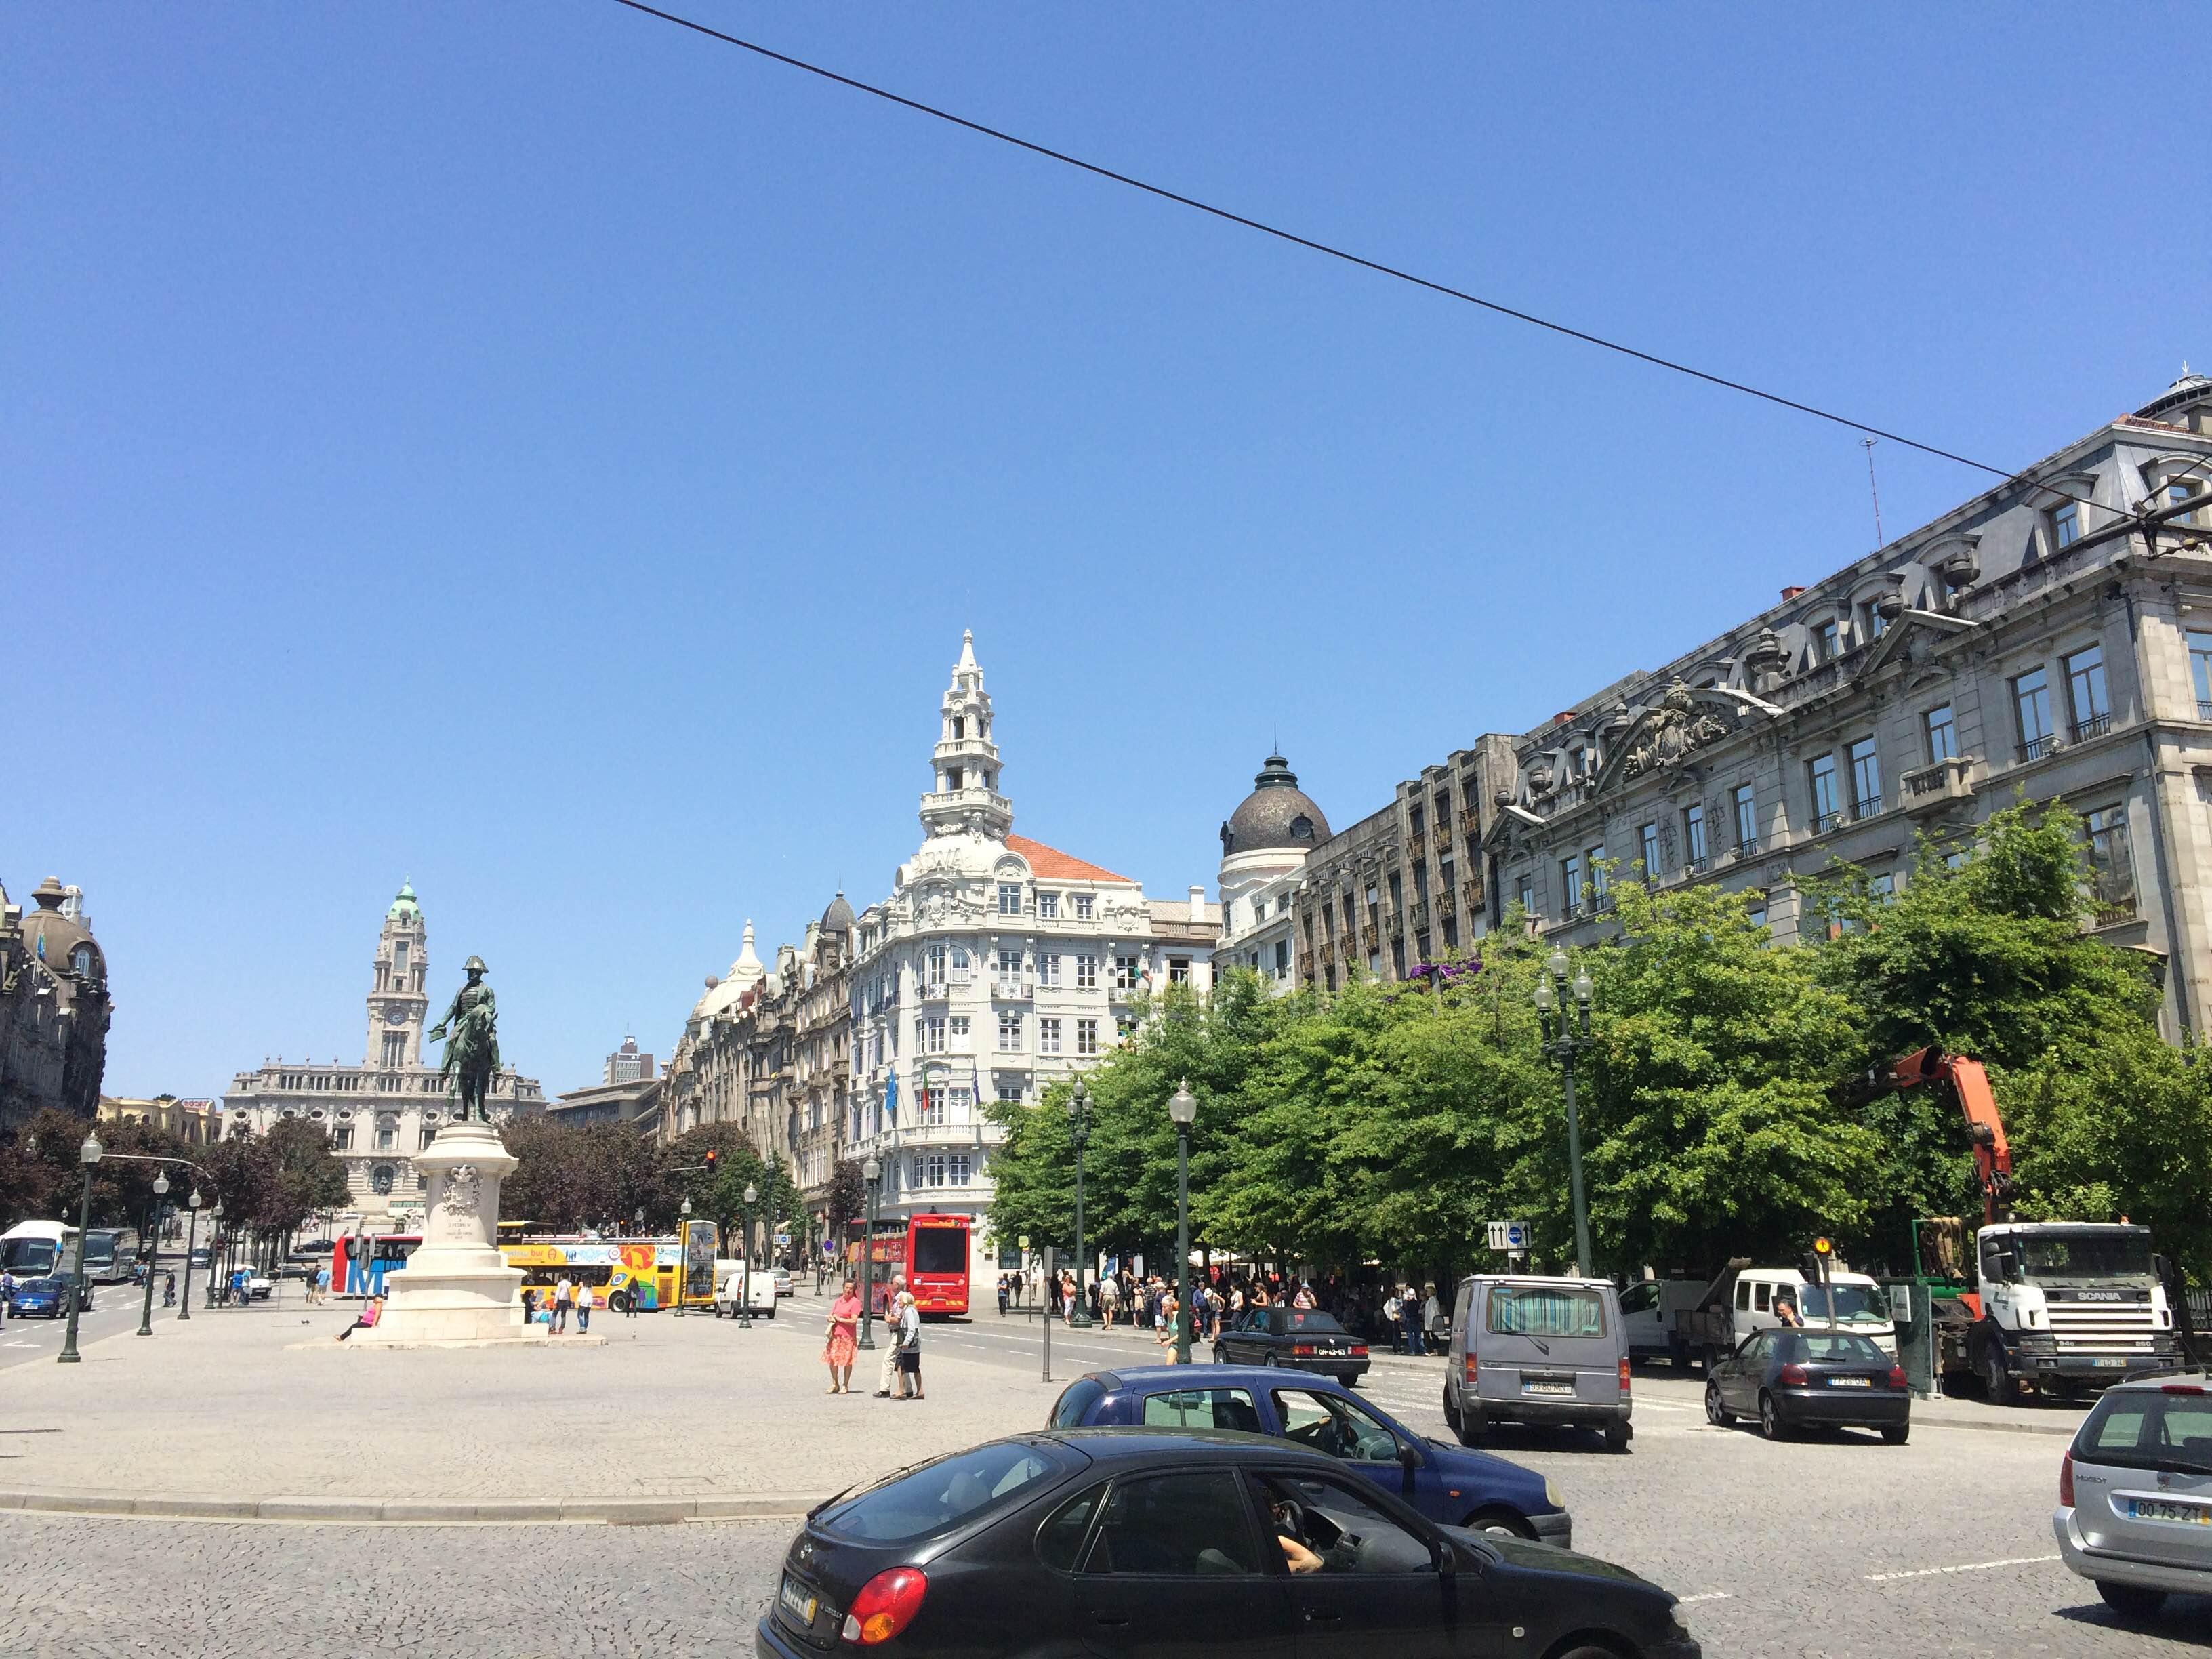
[[9, 5, 2205, 1101]]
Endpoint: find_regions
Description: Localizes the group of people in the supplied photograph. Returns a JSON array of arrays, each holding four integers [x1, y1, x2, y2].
[[821, 1275, 924, 1399], [992, 1265, 1451, 1356], [520, 1275, 626, 1333]]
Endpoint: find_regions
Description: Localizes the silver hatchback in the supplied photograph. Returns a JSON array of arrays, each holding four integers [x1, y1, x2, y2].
[[2052, 1369, 2212, 1620]]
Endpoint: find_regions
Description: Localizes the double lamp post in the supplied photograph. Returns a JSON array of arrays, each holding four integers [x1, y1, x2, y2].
[[1532, 947, 1597, 1279]]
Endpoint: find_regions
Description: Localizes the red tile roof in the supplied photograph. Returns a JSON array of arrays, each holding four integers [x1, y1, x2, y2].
[[1005, 833, 1132, 884]]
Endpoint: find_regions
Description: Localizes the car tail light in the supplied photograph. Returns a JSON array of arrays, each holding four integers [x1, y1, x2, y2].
[[1887, 1364, 1908, 1389], [1292, 1343, 1316, 1357], [2163, 1384, 2206, 1395], [2059, 1451, 2074, 1507], [1463, 1353, 1479, 1386], [842, 1568, 928, 1646], [1778, 1362, 1808, 1386], [1618, 1356, 1632, 1395], [1349, 1344, 1368, 1357]]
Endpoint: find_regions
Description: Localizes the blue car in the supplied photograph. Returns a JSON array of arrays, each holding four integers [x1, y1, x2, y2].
[[1048, 1364, 1572, 1547], [9, 1275, 87, 1318]]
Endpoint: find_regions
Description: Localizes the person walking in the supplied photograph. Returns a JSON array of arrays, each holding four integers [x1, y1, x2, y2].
[[824, 1277, 861, 1393], [1099, 1271, 1119, 1330], [874, 1275, 907, 1396], [995, 1273, 1010, 1317], [0, 1268, 12, 1327], [894, 1290, 924, 1399], [1155, 1289, 1181, 1361], [316, 1263, 332, 1305], [1399, 1283, 1425, 1357], [552, 1273, 574, 1335]]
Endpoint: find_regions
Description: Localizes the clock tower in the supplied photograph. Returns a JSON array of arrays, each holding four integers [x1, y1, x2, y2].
[[367, 881, 430, 1069]]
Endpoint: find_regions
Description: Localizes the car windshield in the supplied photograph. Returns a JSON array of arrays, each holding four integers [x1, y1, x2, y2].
[[1282, 1311, 1345, 1334], [822, 1440, 1071, 1542], [2077, 1389, 2212, 1476], [1790, 1333, 1889, 1365], [2016, 1231, 2152, 1281], [1796, 1284, 1887, 1323], [1487, 1286, 1605, 1337]]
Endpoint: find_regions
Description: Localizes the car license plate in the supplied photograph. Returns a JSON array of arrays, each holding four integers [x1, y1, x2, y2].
[[1828, 1376, 1872, 1388], [2128, 1498, 2211, 1525], [1521, 1380, 1576, 1397], [2091, 1357, 2130, 1369], [779, 1576, 819, 1626]]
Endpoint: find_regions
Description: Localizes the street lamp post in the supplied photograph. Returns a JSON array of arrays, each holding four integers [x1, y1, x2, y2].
[[178, 1188, 201, 1321], [137, 1171, 170, 1336], [676, 1196, 693, 1316], [1534, 948, 1596, 1278], [58, 1130, 102, 1364], [1065, 1078, 1093, 1326], [857, 1156, 881, 1350], [212, 1199, 226, 1306], [1168, 1082, 1197, 1366], [739, 1182, 759, 1330]]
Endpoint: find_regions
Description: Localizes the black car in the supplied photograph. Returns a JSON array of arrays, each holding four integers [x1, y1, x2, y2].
[[757, 1429, 1698, 1659], [1213, 1306, 1372, 1382], [1704, 1328, 1911, 1443]]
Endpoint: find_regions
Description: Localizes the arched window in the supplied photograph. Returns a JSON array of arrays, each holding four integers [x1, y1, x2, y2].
[[72, 946, 94, 975]]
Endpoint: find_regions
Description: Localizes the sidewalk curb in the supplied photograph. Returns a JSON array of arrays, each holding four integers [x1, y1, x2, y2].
[[0, 1488, 821, 1526]]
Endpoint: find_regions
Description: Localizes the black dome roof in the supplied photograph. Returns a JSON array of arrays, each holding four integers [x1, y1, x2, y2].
[[820, 891, 857, 933], [1221, 755, 1330, 856]]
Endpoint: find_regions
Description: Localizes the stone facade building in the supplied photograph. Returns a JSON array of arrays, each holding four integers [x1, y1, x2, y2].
[[222, 883, 545, 1220], [1, 877, 112, 1133], [1485, 373, 2212, 1036], [98, 1094, 215, 1144]]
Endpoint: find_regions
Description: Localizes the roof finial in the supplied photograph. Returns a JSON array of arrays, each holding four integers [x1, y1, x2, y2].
[[956, 628, 979, 672]]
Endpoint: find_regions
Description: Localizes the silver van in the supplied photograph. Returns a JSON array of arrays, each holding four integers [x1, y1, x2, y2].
[[1443, 1275, 1632, 1453]]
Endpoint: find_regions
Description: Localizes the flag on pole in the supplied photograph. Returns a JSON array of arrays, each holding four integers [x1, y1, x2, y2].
[[882, 1069, 899, 1124]]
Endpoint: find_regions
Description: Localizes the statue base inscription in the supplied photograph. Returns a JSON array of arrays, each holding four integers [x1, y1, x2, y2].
[[348, 1118, 546, 1347]]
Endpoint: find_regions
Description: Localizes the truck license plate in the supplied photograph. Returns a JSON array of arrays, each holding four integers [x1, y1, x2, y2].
[[779, 1576, 819, 1625], [2091, 1357, 2129, 1369], [2128, 1498, 2210, 1525], [1521, 1380, 1575, 1397]]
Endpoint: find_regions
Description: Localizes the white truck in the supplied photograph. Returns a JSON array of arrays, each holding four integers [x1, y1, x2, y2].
[[1625, 1257, 1898, 1370], [712, 1259, 778, 1319]]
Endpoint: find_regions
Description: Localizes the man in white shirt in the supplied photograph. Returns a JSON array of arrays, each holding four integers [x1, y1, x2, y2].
[[874, 1275, 907, 1396], [553, 1275, 574, 1334]]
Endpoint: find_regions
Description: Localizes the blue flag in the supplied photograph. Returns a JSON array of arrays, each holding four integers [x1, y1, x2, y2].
[[882, 1069, 899, 1124]]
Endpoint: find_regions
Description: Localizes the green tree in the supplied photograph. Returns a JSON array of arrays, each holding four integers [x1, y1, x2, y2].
[[506, 1119, 664, 1232]]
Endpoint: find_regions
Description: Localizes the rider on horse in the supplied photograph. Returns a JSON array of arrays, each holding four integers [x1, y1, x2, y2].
[[428, 955, 501, 1122]]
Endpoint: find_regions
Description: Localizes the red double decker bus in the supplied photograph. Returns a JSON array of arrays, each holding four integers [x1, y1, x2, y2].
[[851, 1213, 972, 1319]]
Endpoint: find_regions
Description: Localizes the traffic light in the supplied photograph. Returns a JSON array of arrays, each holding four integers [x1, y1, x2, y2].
[[705, 1149, 718, 1175]]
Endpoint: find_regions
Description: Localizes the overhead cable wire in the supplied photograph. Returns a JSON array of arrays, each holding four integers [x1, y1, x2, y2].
[[611, 0, 2139, 514]]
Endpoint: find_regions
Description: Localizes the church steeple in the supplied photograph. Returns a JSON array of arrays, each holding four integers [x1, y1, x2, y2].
[[921, 630, 1012, 839], [367, 881, 430, 1069]]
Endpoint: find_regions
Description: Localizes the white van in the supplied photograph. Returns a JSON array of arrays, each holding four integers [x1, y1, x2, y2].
[[712, 1261, 777, 1319], [1618, 1278, 1714, 1366], [1728, 1266, 1896, 1357]]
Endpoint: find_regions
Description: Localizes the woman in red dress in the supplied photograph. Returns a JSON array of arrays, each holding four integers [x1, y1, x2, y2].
[[824, 1277, 862, 1394]]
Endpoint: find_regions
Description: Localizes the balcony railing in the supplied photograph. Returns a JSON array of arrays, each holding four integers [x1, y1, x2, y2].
[[2199, 698, 2212, 723], [1436, 887, 1456, 916], [1462, 879, 1483, 909], [2093, 895, 2139, 928], [1853, 794, 1885, 820], [1684, 855, 1711, 876], [1812, 809, 1843, 835], [1902, 754, 1978, 814], [2072, 711, 2114, 742], [1432, 827, 1451, 854], [2019, 733, 2062, 763], [1410, 899, 1430, 928], [1460, 808, 1482, 834]]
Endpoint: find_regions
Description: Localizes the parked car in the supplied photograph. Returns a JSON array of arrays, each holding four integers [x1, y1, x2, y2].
[[2053, 1369, 2212, 1619], [9, 1274, 89, 1318], [1211, 1306, 1371, 1382], [713, 1267, 777, 1318], [1049, 1364, 1571, 1544], [773, 1268, 794, 1298], [246, 1272, 274, 1300], [1444, 1275, 1632, 1451], [1704, 1328, 1910, 1443], [758, 1430, 1699, 1659], [291, 1240, 335, 1257]]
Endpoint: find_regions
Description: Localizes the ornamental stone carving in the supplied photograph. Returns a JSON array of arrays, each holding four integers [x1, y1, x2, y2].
[[1623, 682, 1732, 778]]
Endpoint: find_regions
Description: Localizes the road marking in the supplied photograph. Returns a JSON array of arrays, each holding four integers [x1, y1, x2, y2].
[[1863, 1555, 2060, 1583], [1675, 1592, 1733, 1605]]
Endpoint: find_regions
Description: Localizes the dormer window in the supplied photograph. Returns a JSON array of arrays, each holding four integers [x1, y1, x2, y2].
[[1814, 619, 1841, 663], [1290, 815, 1314, 841], [2053, 500, 2082, 549]]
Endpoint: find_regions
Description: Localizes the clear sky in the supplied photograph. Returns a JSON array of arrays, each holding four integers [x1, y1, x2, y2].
[[9, 5, 2205, 1101]]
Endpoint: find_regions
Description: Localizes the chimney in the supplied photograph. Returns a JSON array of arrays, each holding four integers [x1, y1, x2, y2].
[[1780, 586, 1807, 601], [1189, 884, 1206, 914]]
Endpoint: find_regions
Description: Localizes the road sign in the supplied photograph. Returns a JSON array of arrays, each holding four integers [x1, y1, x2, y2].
[[1486, 1221, 1531, 1252]]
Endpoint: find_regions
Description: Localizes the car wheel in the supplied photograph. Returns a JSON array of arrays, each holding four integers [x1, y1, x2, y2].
[[1603, 1420, 1631, 1454], [1880, 1423, 1910, 1445], [1212, 1347, 1226, 1364], [1454, 1406, 1484, 1448], [1262, 1352, 1278, 1368], [1443, 1387, 1461, 1433], [1465, 1510, 1533, 1540], [2095, 1580, 2166, 1619], [1981, 1342, 2017, 1404], [1759, 1391, 1788, 1441], [1704, 1380, 1734, 1427]]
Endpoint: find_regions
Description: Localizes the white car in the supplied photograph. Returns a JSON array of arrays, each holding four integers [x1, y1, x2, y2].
[[773, 1269, 794, 1298], [2053, 1369, 2212, 1618], [247, 1273, 274, 1300], [712, 1267, 777, 1319]]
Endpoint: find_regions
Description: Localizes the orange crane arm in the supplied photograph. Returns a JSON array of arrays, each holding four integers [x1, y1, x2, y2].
[[1887, 1046, 2013, 1225]]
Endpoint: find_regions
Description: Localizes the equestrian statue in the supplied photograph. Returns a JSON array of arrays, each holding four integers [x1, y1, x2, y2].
[[428, 954, 501, 1122]]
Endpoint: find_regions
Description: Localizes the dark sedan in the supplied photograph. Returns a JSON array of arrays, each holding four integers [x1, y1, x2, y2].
[[1051, 1365, 1572, 1545], [1213, 1305, 1371, 1382], [9, 1275, 90, 1318], [1704, 1328, 1911, 1443], [757, 1429, 1698, 1659]]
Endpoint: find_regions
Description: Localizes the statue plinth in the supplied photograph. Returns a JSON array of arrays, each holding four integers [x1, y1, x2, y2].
[[349, 1119, 546, 1347]]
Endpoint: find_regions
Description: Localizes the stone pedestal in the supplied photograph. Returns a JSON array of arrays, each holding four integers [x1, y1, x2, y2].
[[351, 1118, 545, 1347]]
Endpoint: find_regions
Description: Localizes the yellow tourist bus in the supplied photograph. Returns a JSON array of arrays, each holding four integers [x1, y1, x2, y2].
[[498, 1218, 719, 1313]]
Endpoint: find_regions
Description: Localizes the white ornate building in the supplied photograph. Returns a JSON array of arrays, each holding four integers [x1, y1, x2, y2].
[[846, 633, 1218, 1278], [1214, 753, 1332, 990], [222, 883, 545, 1220]]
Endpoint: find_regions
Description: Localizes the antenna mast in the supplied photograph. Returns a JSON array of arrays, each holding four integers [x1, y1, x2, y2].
[[1863, 437, 1886, 549]]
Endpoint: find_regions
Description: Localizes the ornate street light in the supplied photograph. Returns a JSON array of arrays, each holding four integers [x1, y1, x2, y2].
[[178, 1187, 201, 1322], [137, 1170, 169, 1336], [739, 1182, 760, 1331], [1534, 948, 1597, 1277], [1167, 1082, 1197, 1366], [857, 1155, 882, 1351], [58, 1130, 102, 1364], [676, 1195, 693, 1315], [1066, 1078, 1093, 1327]]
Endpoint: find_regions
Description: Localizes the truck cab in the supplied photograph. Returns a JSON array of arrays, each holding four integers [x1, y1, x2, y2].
[[1969, 1223, 2177, 1395]]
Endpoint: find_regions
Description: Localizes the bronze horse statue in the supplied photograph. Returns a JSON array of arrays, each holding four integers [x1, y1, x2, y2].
[[428, 955, 501, 1122]]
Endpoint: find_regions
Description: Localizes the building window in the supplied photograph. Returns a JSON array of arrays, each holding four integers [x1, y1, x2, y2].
[[949, 1154, 971, 1186], [1114, 954, 1141, 991], [1387, 872, 1403, 914], [1408, 804, 1425, 839], [917, 1089, 946, 1128], [2190, 631, 2212, 722], [1868, 871, 1896, 904], [1076, 953, 1099, 989], [1168, 958, 1191, 985], [2065, 644, 2111, 739], [2085, 806, 2137, 921], [333, 1126, 354, 1151], [2053, 500, 2081, 549], [998, 1012, 1023, 1052], [998, 883, 1022, 915], [1732, 783, 1757, 852], [1076, 1019, 1099, 1057], [997, 948, 1023, 994], [1272, 941, 1289, 977], [996, 1082, 1025, 1105], [1036, 890, 1059, 920], [1683, 803, 1708, 869], [922, 1017, 946, 1054], [394, 942, 408, 968], [1814, 619, 1841, 662], [1809, 753, 1841, 832], [376, 1118, 397, 1151], [1638, 822, 1661, 879], [1585, 846, 1609, 905], [1847, 735, 1882, 817], [950, 945, 972, 985], [1039, 1017, 1062, 1056], [1517, 875, 1538, 918], [1744, 892, 1768, 929], [1864, 600, 1889, 640], [1924, 705, 1957, 764], [924, 944, 947, 993], [1560, 853, 1584, 916], [419, 1125, 438, 1150], [1073, 894, 1094, 921], [2013, 667, 2055, 760], [949, 1015, 971, 1053], [1038, 952, 1061, 989]]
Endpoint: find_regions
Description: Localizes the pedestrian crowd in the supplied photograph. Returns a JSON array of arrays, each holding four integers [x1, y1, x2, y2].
[[996, 1264, 1450, 1355]]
